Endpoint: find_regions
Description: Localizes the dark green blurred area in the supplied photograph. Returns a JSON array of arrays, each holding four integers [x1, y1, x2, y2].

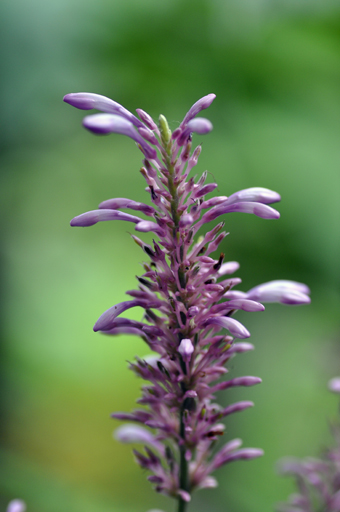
[[1, 0, 340, 511]]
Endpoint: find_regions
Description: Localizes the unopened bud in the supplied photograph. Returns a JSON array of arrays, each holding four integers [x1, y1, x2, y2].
[[159, 115, 171, 146], [178, 338, 194, 362]]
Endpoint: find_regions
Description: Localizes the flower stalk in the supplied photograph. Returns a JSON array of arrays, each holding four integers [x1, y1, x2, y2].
[[64, 91, 311, 510]]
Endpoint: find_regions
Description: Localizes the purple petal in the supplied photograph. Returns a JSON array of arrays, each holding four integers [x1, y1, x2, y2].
[[228, 342, 254, 354], [197, 477, 218, 489], [192, 183, 218, 199], [177, 490, 191, 502], [201, 196, 228, 209], [181, 93, 216, 126], [205, 316, 250, 338], [224, 187, 281, 205], [179, 214, 194, 228], [211, 401, 254, 423], [215, 376, 262, 391], [136, 108, 158, 130], [210, 438, 243, 469], [246, 280, 311, 305], [218, 448, 264, 467], [221, 401, 254, 417], [98, 197, 155, 216], [223, 290, 247, 300], [138, 127, 159, 145], [201, 201, 280, 224], [217, 261, 240, 276], [63, 92, 144, 127], [97, 318, 162, 336], [114, 424, 157, 445], [135, 221, 165, 235], [178, 118, 213, 145], [225, 299, 265, 312], [70, 209, 143, 227], [83, 114, 157, 159], [94, 299, 160, 332]]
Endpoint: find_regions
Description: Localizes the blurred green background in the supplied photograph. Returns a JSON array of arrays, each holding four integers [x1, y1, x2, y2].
[[1, 0, 340, 511]]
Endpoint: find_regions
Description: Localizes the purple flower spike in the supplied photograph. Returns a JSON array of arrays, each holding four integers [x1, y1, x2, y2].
[[64, 92, 144, 128], [70, 209, 143, 227], [83, 114, 157, 159], [67, 91, 310, 508], [246, 280, 311, 305]]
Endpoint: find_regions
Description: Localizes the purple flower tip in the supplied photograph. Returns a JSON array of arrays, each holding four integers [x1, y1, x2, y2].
[[114, 424, 156, 444], [246, 280, 311, 305], [181, 93, 216, 126], [63, 93, 94, 110], [70, 209, 142, 227]]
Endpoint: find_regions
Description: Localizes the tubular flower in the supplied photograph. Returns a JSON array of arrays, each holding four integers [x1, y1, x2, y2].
[[277, 379, 340, 512], [65, 92, 310, 510]]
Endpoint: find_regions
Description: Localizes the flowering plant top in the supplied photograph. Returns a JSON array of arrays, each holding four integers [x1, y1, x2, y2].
[[64, 92, 310, 512]]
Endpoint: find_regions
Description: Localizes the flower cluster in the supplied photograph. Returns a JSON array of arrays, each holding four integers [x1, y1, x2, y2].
[[277, 379, 340, 512], [64, 92, 310, 510]]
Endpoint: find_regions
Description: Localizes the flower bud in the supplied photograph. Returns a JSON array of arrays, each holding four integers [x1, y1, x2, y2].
[[178, 338, 194, 362]]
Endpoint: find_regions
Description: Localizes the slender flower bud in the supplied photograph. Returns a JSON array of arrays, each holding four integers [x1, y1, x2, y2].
[[136, 108, 158, 131], [64, 92, 144, 127], [225, 187, 281, 205], [181, 93, 216, 126], [70, 209, 143, 227], [178, 339, 194, 362], [204, 316, 251, 338], [98, 197, 155, 216], [217, 261, 240, 276], [246, 280, 311, 305], [82, 114, 157, 159]]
